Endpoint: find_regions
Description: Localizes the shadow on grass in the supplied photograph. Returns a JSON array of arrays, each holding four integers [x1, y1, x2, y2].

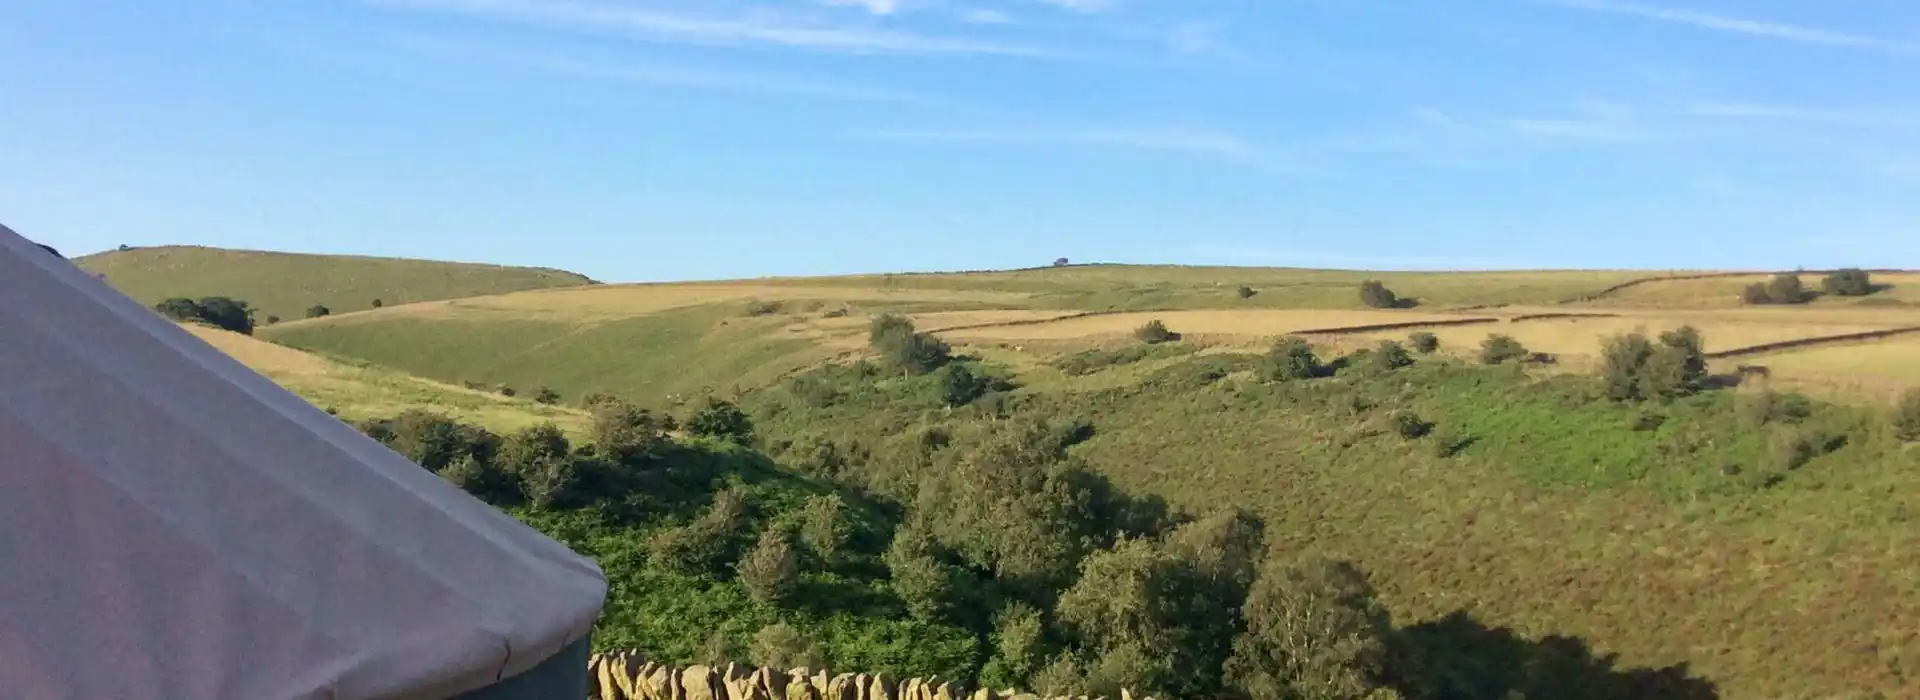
[[1390, 611, 1720, 700]]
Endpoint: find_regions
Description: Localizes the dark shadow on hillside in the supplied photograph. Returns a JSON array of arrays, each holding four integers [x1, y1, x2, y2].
[[1388, 611, 1719, 700]]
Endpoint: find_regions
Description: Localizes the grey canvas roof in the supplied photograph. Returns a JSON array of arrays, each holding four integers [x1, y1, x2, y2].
[[0, 225, 607, 699]]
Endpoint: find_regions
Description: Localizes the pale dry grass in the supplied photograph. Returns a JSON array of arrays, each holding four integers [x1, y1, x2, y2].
[[1356, 314, 1911, 360], [182, 324, 590, 434], [941, 310, 1469, 341], [1597, 273, 1920, 307], [1723, 336, 1920, 401]]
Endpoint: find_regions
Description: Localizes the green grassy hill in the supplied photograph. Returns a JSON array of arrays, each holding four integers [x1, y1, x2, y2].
[[77, 245, 595, 322]]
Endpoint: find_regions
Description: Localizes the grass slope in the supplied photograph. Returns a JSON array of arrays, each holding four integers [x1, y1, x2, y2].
[[182, 323, 590, 434], [78, 245, 595, 321]]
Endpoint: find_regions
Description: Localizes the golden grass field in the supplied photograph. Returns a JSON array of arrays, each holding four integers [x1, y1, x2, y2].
[[184, 324, 590, 434], [1592, 272, 1920, 307]]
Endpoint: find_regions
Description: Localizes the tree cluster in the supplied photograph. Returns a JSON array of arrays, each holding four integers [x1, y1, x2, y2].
[[1358, 281, 1400, 309], [154, 296, 255, 335], [870, 314, 952, 375], [1742, 273, 1809, 305], [1598, 326, 1708, 402], [1821, 268, 1875, 297]]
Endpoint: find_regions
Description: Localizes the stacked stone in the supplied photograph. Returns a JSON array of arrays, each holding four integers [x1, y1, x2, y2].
[[587, 653, 1157, 700]]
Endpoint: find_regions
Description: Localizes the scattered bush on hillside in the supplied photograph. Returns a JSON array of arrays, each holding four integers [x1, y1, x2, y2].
[[1771, 427, 1846, 473], [497, 385, 517, 397], [1135, 319, 1177, 344], [154, 296, 256, 334], [743, 299, 783, 317], [1599, 326, 1707, 402], [1391, 411, 1433, 440], [884, 525, 965, 622], [440, 455, 522, 506], [593, 399, 673, 464], [1745, 273, 1810, 305], [688, 397, 755, 442], [1238, 285, 1257, 300], [1408, 332, 1440, 355], [1368, 341, 1415, 374], [1823, 268, 1875, 297], [265, 315, 280, 325], [1741, 390, 1813, 427], [1895, 389, 1920, 442], [749, 623, 824, 670], [305, 304, 331, 319], [1263, 337, 1323, 381], [980, 602, 1054, 691], [1053, 344, 1195, 376], [870, 314, 952, 375], [358, 410, 499, 472], [371, 298, 384, 308], [649, 487, 751, 575], [580, 391, 620, 408], [534, 386, 562, 405], [495, 423, 572, 477], [521, 454, 589, 510], [737, 527, 801, 605], [1225, 558, 1396, 700], [1358, 281, 1400, 309], [1478, 334, 1530, 366]]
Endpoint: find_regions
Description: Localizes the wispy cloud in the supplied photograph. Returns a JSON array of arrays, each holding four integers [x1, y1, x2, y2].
[[1034, 0, 1115, 14], [1545, 0, 1919, 55], [857, 126, 1257, 159], [1673, 103, 1920, 128], [959, 8, 1016, 25], [820, 0, 900, 15], [370, 0, 1073, 57], [390, 34, 938, 103]]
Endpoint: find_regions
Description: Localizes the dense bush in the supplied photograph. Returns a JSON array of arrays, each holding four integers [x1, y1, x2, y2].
[[1391, 411, 1433, 440], [1598, 326, 1707, 402], [371, 298, 384, 308], [1134, 319, 1177, 344], [1745, 273, 1809, 305], [1225, 558, 1396, 700], [1478, 334, 1529, 365], [1368, 341, 1415, 373], [534, 386, 562, 405], [358, 409, 498, 472], [1358, 280, 1399, 309], [1822, 268, 1875, 297], [1238, 285, 1257, 300], [1741, 390, 1813, 427], [1897, 389, 1920, 442], [688, 398, 755, 442], [937, 363, 992, 407], [649, 488, 751, 575], [154, 296, 255, 334], [1408, 332, 1440, 354], [1052, 344, 1195, 376], [750, 623, 824, 670], [870, 314, 952, 375], [1263, 337, 1323, 381], [797, 493, 852, 562], [305, 304, 331, 319]]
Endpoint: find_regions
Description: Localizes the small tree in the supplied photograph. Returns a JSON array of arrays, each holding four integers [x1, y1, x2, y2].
[[371, 298, 384, 308], [1368, 341, 1414, 373], [1134, 319, 1176, 344], [305, 304, 332, 319], [1408, 332, 1440, 354], [265, 315, 281, 325], [737, 527, 800, 605], [1479, 334, 1529, 365], [591, 399, 671, 464], [1053, 257, 1071, 267], [1741, 283, 1771, 305], [1358, 281, 1399, 309], [154, 298, 202, 322], [870, 314, 951, 375], [688, 397, 755, 442], [1823, 268, 1874, 297], [1225, 558, 1395, 700], [193, 296, 254, 335], [1896, 389, 1920, 443], [937, 363, 990, 407], [798, 493, 852, 563], [1599, 326, 1708, 402], [1237, 285, 1257, 300], [1263, 337, 1322, 381]]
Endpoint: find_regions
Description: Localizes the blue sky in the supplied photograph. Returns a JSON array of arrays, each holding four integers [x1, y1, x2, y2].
[[4, 0, 1919, 282]]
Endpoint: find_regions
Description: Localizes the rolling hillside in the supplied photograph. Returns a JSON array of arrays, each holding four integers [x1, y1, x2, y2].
[[77, 245, 596, 322]]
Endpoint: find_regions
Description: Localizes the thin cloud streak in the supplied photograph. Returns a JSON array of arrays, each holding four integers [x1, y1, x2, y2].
[[370, 0, 1076, 57], [389, 34, 940, 103], [858, 126, 1253, 158], [1546, 0, 1919, 55]]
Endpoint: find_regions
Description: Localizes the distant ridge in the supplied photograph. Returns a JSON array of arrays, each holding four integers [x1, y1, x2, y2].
[[76, 245, 596, 322]]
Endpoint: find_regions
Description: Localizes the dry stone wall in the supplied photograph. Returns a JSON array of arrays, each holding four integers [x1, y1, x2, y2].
[[588, 652, 1159, 700]]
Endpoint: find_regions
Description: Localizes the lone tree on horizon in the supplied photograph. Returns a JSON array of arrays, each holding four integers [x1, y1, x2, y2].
[[1053, 257, 1071, 267]]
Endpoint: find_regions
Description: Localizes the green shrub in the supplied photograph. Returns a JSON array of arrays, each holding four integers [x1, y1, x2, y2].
[[1746, 273, 1809, 305], [1391, 411, 1432, 440], [264, 315, 280, 325], [649, 488, 751, 575], [871, 314, 952, 375], [371, 298, 384, 308], [884, 527, 962, 622], [363, 409, 500, 472], [1599, 327, 1707, 402], [749, 623, 823, 670], [1408, 332, 1440, 354], [1479, 334, 1529, 365], [497, 385, 517, 397], [1896, 389, 1920, 442], [305, 304, 331, 319], [440, 455, 522, 506], [1263, 337, 1322, 381], [736, 527, 800, 605], [153, 298, 202, 322], [937, 363, 991, 407], [1237, 285, 1257, 300], [1053, 344, 1195, 376], [1368, 341, 1414, 373], [1822, 268, 1875, 297], [1135, 319, 1177, 344], [534, 386, 562, 405], [1225, 558, 1395, 700], [592, 400, 672, 463], [154, 296, 256, 334], [688, 397, 755, 442], [520, 455, 588, 510], [1742, 390, 1813, 427], [1772, 428, 1845, 472], [980, 602, 1052, 690], [1358, 280, 1399, 309]]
